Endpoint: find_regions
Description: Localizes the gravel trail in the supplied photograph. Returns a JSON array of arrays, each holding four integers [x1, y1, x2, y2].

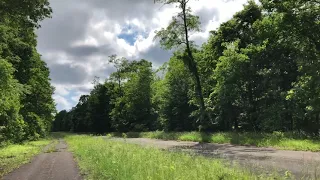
[[3, 139, 81, 180]]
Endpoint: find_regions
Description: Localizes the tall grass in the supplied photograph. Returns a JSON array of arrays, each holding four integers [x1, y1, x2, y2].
[[66, 135, 283, 180], [0, 139, 51, 177], [109, 131, 320, 152]]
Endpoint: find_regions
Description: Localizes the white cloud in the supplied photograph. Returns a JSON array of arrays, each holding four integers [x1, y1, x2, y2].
[[37, 0, 249, 111], [53, 95, 73, 111], [72, 36, 99, 47], [53, 84, 70, 96]]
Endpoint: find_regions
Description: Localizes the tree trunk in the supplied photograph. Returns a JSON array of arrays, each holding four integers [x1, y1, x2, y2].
[[181, 1, 207, 126], [190, 61, 206, 117], [118, 74, 122, 96]]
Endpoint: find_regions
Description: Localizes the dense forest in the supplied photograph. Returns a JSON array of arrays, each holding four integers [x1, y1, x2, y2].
[[0, 0, 56, 143], [53, 0, 320, 135]]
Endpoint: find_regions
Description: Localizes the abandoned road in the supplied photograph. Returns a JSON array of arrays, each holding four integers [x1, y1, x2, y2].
[[111, 137, 320, 179]]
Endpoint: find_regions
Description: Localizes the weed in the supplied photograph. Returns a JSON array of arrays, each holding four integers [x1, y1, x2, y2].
[[66, 135, 283, 180]]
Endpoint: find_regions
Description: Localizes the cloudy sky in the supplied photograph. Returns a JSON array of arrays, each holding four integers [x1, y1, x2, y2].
[[36, 0, 249, 111]]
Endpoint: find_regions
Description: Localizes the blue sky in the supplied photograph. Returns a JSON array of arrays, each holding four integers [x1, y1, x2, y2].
[[118, 25, 141, 45], [118, 33, 136, 46]]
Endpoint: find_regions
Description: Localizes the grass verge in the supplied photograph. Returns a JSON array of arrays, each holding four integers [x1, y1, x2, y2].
[[66, 135, 284, 180], [108, 131, 320, 152], [0, 139, 52, 178]]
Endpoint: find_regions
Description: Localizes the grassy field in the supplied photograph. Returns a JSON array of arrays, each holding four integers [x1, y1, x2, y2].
[[0, 139, 52, 178], [66, 135, 284, 180], [108, 131, 320, 152]]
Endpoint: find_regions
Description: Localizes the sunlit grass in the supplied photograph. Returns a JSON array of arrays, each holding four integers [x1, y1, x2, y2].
[[66, 135, 283, 180], [0, 139, 51, 178], [110, 131, 320, 152]]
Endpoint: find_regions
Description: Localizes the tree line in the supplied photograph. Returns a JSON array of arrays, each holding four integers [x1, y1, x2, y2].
[[53, 0, 320, 135], [0, 0, 55, 143]]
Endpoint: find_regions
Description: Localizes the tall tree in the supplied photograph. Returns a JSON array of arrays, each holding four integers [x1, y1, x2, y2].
[[0, 60, 25, 142], [0, 0, 52, 28], [0, 0, 55, 141], [154, 0, 208, 128], [52, 110, 68, 132], [88, 83, 113, 134], [108, 55, 128, 96], [20, 52, 56, 139], [161, 53, 196, 131], [110, 60, 154, 131], [261, 0, 320, 133], [72, 95, 91, 132]]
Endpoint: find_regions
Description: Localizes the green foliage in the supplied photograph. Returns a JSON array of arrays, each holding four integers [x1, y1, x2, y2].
[[66, 135, 280, 179], [52, 110, 68, 132], [88, 83, 113, 133], [212, 41, 250, 130], [53, 83, 115, 134], [0, 60, 25, 143], [110, 60, 154, 132], [0, 0, 52, 28], [154, 0, 200, 50], [0, 0, 55, 143], [155, 54, 197, 131], [53, 60, 155, 133]]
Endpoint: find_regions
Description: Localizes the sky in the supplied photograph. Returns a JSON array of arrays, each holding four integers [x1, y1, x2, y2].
[[36, 0, 249, 111]]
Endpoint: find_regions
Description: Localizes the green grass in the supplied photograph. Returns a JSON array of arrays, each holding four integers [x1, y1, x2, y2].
[[0, 139, 52, 178], [109, 131, 320, 152], [65, 135, 284, 180]]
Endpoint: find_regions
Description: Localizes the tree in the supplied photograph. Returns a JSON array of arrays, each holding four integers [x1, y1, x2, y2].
[[154, 0, 208, 128], [110, 60, 155, 131], [0, 60, 25, 143], [0, 0, 55, 142], [261, 0, 320, 133], [52, 110, 68, 132], [108, 55, 129, 96], [20, 52, 56, 139], [88, 83, 113, 134], [212, 41, 249, 131], [160, 54, 196, 131], [72, 95, 91, 132], [0, 0, 52, 28]]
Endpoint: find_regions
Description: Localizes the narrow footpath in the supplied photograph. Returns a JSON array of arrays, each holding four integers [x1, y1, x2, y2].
[[3, 139, 81, 180]]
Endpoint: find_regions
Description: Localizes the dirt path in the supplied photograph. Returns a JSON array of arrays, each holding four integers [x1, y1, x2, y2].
[[3, 139, 81, 180], [111, 138, 320, 179]]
